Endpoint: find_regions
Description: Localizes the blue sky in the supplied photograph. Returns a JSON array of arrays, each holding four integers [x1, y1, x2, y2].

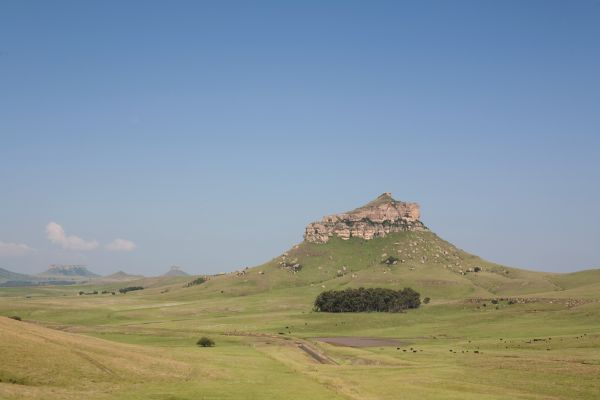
[[1, 0, 599, 275]]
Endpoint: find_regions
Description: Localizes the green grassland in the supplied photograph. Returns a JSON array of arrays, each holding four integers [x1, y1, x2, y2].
[[1, 232, 599, 399]]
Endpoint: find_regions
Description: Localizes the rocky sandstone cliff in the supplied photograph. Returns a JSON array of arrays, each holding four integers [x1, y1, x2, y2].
[[304, 193, 427, 243]]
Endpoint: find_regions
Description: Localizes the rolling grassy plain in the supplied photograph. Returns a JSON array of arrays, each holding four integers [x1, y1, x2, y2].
[[1, 232, 599, 399]]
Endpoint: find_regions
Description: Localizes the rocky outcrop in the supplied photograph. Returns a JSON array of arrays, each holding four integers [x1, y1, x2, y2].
[[304, 193, 427, 243]]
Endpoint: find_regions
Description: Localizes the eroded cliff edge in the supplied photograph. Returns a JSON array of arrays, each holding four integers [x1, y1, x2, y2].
[[304, 193, 427, 243]]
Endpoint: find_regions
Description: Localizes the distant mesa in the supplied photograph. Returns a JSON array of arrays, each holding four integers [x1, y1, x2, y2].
[[38, 264, 99, 278], [304, 192, 427, 243], [163, 266, 190, 277]]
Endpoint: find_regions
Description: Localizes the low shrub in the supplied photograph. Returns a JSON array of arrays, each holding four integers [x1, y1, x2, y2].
[[197, 336, 215, 347], [422, 297, 431, 304], [9, 315, 21, 321], [381, 256, 400, 265]]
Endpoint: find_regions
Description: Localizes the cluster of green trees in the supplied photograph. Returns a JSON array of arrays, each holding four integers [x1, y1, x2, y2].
[[314, 287, 421, 313], [118, 286, 144, 294]]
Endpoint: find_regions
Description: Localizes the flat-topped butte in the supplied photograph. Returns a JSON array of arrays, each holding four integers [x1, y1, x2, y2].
[[304, 192, 426, 243]]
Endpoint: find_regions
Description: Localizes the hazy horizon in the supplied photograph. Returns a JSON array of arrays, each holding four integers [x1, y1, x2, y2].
[[1, 1, 599, 275]]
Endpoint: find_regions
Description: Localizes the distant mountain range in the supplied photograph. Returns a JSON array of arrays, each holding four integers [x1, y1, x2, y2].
[[39, 265, 99, 278], [0, 267, 76, 287], [0, 264, 193, 287], [0, 265, 132, 287]]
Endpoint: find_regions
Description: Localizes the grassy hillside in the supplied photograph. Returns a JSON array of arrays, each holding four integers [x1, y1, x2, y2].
[[173, 231, 567, 304], [0, 316, 190, 399], [1, 275, 599, 400], [0, 316, 351, 400], [1, 232, 599, 399]]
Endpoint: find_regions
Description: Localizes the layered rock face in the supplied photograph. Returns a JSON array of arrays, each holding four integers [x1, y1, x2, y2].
[[304, 193, 427, 243]]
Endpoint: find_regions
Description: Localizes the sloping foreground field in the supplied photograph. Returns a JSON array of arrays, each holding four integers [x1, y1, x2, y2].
[[0, 316, 349, 400]]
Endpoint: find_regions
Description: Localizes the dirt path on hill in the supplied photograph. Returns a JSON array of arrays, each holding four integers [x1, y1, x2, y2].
[[296, 342, 337, 364], [224, 331, 337, 364]]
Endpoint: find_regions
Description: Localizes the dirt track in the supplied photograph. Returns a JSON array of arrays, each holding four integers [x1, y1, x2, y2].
[[296, 343, 337, 364]]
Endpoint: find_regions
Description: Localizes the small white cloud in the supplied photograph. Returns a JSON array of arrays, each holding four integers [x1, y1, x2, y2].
[[0, 241, 34, 256], [45, 222, 99, 251], [106, 238, 136, 252]]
